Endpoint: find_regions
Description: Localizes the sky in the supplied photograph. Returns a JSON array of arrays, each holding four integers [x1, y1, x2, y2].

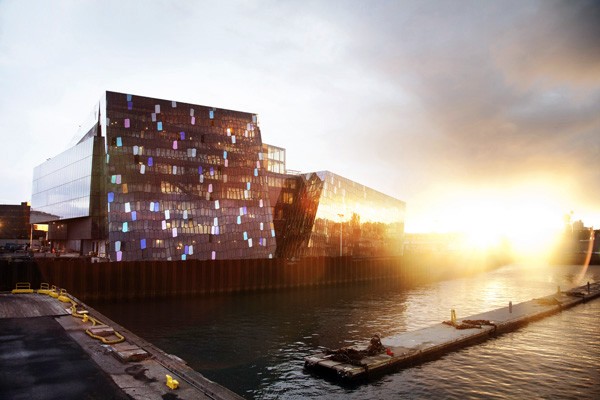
[[0, 0, 599, 233]]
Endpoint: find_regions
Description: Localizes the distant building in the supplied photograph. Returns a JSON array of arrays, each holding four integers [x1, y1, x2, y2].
[[572, 220, 585, 232], [0, 202, 46, 248], [403, 232, 463, 254], [572, 223, 596, 254], [0, 202, 30, 240], [31, 91, 405, 261]]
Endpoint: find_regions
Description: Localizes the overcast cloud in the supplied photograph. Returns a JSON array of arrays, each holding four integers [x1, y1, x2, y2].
[[0, 0, 598, 231]]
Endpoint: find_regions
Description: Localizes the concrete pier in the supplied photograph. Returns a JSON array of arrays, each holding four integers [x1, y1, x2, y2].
[[304, 281, 600, 381], [0, 291, 242, 399]]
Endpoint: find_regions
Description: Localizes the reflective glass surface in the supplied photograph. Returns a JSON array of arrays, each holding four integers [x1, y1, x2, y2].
[[262, 143, 286, 174], [32, 91, 406, 261], [269, 171, 405, 258], [105, 91, 276, 261], [31, 136, 94, 221]]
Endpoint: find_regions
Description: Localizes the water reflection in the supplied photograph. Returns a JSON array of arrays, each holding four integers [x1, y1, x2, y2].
[[93, 264, 600, 399]]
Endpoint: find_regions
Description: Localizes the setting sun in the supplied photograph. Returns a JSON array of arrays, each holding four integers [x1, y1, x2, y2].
[[416, 179, 570, 261]]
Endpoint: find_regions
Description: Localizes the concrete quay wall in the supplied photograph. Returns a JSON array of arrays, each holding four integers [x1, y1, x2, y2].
[[0, 253, 503, 301]]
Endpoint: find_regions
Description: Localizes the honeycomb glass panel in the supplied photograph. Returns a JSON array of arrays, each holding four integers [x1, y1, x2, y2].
[[105, 91, 276, 261]]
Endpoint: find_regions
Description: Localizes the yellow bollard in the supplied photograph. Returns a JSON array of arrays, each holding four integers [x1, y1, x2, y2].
[[57, 289, 70, 303], [37, 283, 52, 295], [12, 282, 34, 294], [166, 374, 179, 390], [450, 309, 457, 324], [48, 286, 59, 298]]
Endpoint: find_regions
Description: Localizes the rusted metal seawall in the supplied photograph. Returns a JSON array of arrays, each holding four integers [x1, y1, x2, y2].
[[0, 253, 502, 301]]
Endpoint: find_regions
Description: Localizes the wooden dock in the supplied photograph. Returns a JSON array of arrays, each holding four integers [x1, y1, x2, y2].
[[304, 281, 600, 382]]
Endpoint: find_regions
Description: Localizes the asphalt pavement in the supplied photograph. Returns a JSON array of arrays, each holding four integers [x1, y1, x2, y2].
[[0, 315, 130, 400]]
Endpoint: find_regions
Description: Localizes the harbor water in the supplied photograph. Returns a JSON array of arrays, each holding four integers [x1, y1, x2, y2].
[[94, 263, 600, 399]]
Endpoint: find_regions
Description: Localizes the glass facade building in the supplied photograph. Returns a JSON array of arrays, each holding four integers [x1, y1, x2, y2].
[[31, 91, 405, 261], [104, 91, 275, 261], [32, 135, 95, 220], [262, 143, 286, 174], [268, 171, 405, 258], [31, 127, 106, 254]]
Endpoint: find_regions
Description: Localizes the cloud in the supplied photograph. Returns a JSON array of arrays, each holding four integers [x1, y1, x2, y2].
[[494, 0, 600, 86], [319, 1, 600, 205], [0, 0, 598, 227], [264, 0, 599, 229]]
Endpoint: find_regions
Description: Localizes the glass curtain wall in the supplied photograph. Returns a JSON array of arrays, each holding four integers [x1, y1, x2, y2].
[[31, 136, 95, 221], [269, 172, 323, 258], [104, 91, 276, 261], [307, 171, 405, 257], [268, 170, 405, 258], [262, 143, 286, 174]]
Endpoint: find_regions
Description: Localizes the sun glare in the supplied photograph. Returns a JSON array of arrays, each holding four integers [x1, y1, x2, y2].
[[446, 183, 567, 261]]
